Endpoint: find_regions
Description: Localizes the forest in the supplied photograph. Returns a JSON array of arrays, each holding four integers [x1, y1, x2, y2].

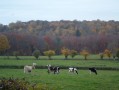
[[0, 20, 119, 55]]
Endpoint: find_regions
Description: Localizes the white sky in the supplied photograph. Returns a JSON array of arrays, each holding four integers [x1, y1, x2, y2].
[[0, 0, 119, 25]]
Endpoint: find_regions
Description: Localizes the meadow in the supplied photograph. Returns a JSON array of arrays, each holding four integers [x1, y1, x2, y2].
[[0, 69, 119, 90], [0, 55, 119, 90], [0, 55, 119, 69]]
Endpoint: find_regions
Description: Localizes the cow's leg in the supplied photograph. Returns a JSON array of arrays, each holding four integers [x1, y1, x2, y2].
[[75, 70, 78, 74], [57, 70, 59, 74], [47, 70, 50, 74], [90, 71, 91, 74], [54, 70, 56, 74], [95, 71, 97, 75]]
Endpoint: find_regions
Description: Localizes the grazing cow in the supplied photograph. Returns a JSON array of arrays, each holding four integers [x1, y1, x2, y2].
[[47, 64, 60, 74], [69, 67, 78, 74], [89, 67, 97, 75]]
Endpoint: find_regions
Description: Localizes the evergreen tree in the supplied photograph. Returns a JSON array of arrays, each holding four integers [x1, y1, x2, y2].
[[75, 30, 81, 37]]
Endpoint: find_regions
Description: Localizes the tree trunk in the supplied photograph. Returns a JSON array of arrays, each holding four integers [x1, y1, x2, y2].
[[65, 55, 68, 60]]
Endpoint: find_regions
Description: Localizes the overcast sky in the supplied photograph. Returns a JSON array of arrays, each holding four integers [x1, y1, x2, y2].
[[0, 0, 119, 25]]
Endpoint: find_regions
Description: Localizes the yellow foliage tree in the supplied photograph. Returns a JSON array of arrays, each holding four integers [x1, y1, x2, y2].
[[44, 50, 55, 60], [70, 50, 78, 58], [103, 49, 112, 59], [61, 47, 70, 59], [80, 50, 89, 60], [0, 34, 10, 52]]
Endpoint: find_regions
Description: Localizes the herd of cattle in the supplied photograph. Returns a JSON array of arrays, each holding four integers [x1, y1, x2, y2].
[[24, 63, 97, 75]]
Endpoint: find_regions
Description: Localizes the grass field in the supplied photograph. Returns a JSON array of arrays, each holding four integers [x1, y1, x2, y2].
[[0, 69, 119, 90], [0, 59, 119, 69], [0, 55, 119, 68], [0, 55, 119, 90]]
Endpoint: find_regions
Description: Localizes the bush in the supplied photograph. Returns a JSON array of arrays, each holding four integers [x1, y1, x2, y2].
[[32, 50, 40, 60], [80, 49, 89, 60], [13, 51, 20, 60], [43, 50, 55, 60], [0, 77, 52, 90], [99, 53, 104, 60], [116, 49, 119, 60], [61, 47, 70, 59], [103, 49, 112, 59], [70, 50, 78, 58], [0, 77, 29, 90]]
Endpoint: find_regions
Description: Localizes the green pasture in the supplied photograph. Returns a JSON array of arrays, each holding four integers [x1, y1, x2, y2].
[[0, 55, 119, 68], [0, 69, 119, 90], [0, 55, 119, 90], [0, 58, 119, 69], [0, 60, 119, 68]]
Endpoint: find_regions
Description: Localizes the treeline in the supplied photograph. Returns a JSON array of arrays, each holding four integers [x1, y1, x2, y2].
[[0, 20, 119, 55], [0, 20, 119, 36], [1, 32, 119, 55]]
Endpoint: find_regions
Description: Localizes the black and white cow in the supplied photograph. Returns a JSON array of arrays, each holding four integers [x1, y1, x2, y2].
[[69, 67, 78, 74], [47, 64, 60, 74], [89, 67, 97, 75]]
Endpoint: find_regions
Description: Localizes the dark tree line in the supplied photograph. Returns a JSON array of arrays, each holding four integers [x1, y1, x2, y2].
[[0, 32, 118, 55]]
